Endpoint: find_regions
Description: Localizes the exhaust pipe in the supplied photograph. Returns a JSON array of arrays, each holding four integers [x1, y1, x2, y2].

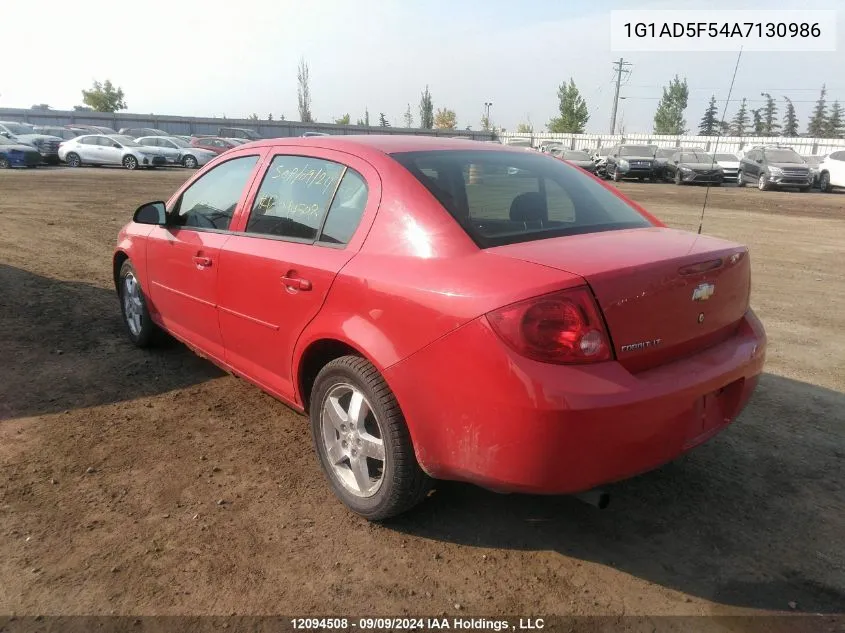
[[575, 489, 610, 509]]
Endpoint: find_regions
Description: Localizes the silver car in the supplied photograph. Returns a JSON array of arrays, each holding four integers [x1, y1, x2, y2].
[[58, 134, 167, 170], [135, 136, 216, 168]]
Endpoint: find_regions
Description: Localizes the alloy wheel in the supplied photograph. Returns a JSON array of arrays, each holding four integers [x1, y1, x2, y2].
[[320, 383, 386, 498], [122, 273, 143, 336]]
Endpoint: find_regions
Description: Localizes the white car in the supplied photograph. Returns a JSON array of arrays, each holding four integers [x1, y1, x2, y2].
[[711, 152, 741, 183], [819, 150, 845, 192], [135, 136, 216, 168], [58, 135, 167, 170]]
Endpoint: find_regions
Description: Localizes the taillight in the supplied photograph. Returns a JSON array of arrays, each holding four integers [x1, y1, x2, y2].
[[486, 287, 612, 364]]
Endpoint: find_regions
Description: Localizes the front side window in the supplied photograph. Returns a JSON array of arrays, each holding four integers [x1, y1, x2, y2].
[[246, 155, 345, 241], [172, 155, 259, 230], [392, 150, 651, 248]]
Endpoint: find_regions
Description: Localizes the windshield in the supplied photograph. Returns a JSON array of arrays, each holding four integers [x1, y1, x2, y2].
[[655, 148, 675, 158], [619, 145, 655, 157], [563, 150, 591, 160], [714, 154, 738, 161], [0, 137, 18, 146], [765, 149, 804, 164], [3, 122, 35, 135], [392, 150, 651, 248], [167, 137, 191, 148], [802, 156, 821, 166], [679, 152, 711, 163], [109, 135, 140, 147]]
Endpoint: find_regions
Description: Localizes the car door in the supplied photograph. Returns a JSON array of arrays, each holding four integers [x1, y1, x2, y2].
[[98, 136, 124, 164], [160, 138, 182, 163], [828, 151, 845, 187], [216, 148, 378, 402], [744, 150, 761, 179], [145, 151, 265, 361]]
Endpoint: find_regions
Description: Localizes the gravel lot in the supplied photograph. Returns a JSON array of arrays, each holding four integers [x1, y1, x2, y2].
[[1, 167, 843, 619]]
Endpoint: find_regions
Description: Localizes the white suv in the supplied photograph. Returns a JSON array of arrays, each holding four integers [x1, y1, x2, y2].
[[819, 150, 845, 192]]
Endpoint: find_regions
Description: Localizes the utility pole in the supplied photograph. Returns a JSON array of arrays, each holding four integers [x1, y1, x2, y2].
[[483, 102, 493, 129], [609, 58, 632, 135]]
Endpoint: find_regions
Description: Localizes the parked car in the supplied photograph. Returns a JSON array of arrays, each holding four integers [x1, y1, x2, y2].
[[136, 136, 216, 168], [190, 136, 238, 154], [592, 147, 610, 178], [218, 126, 261, 141], [802, 155, 823, 188], [652, 146, 703, 181], [68, 124, 118, 135], [118, 127, 170, 138], [711, 153, 741, 183], [0, 121, 62, 164], [663, 150, 724, 185], [818, 150, 845, 192], [551, 148, 596, 174], [58, 134, 167, 169], [0, 136, 42, 168], [224, 138, 250, 145], [737, 145, 812, 191], [113, 136, 766, 520], [34, 126, 81, 141], [301, 131, 330, 137], [605, 144, 658, 181]]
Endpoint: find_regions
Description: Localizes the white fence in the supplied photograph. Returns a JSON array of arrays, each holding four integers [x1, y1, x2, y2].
[[499, 132, 845, 157]]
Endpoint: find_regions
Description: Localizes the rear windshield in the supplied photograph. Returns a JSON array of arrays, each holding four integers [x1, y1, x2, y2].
[[391, 150, 652, 248]]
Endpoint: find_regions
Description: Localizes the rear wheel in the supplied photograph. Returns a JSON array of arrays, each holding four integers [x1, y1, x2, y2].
[[66, 152, 81, 168], [820, 172, 831, 192], [310, 356, 432, 521], [123, 155, 138, 170]]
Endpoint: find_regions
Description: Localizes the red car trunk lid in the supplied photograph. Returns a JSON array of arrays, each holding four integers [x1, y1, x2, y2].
[[489, 227, 751, 372]]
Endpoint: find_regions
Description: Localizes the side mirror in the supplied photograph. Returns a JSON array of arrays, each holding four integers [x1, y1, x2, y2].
[[113, 143, 122, 149], [756, 158, 763, 164], [133, 201, 167, 226], [674, 160, 679, 164]]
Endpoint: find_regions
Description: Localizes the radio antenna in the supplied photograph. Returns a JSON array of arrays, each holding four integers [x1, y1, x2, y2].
[[698, 46, 743, 235]]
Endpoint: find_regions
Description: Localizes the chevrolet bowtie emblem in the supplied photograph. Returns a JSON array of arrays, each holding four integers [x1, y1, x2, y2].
[[692, 282, 715, 301]]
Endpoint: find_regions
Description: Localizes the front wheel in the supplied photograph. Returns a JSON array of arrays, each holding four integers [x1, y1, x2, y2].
[[123, 155, 138, 170], [612, 167, 621, 182], [736, 170, 745, 187], [758, 174, 770, 191], [183, 155, 198, 169], [819, 172, 831, 192], [65, 152, 82, 168], [118, 260, 160, 347], [310, 356, 432, 521], [0, 157, 10, 169], [674, 170, 683, 185]]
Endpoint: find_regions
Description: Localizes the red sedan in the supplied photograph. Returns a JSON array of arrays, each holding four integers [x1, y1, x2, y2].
[[114, 136, 766, 520], [189, 136, 238, 154]]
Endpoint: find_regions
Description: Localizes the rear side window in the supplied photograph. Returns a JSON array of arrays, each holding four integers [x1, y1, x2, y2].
[[172, 155, 259, 230], [246, 155, 367, 245], [391, 150, 651, 248]]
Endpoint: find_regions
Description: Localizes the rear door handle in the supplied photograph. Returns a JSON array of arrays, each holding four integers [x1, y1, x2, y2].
[[281, 273, 312, 291], [192, 255, 212, 268]]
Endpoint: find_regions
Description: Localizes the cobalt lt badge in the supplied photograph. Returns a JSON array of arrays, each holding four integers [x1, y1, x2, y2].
[[692, 282, 715, 301]]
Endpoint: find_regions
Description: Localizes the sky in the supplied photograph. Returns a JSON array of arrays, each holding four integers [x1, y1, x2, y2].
[[2, 0, 843, 134]]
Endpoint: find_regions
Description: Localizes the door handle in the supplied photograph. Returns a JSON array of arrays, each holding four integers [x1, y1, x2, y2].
[[193, 255, 213, 268], [281, 273, 312, 291]]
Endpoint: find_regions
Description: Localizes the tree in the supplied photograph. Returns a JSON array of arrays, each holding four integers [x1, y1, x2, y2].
[[403, 104, 413, 128], [729, 98, 749, 136], [548, 79, 589, 133], [247, 113, 259, 121], [267, 113, 274, 121], [751, 108, 765, 135], [480, 113, 491, 131], [80, 80, 127, 112], [335, 113, 350, 125], [297, 57, 313, 123], [782, 97, 798, 137], [434, 108, 457, 129], [825, 101, 844, 138], [516, 122, 534, 133], [419, 85, 434, 129], [652, 75, 689, 135], [807, 85, 827, 137], [31, 104, 51, 111], [378, 112, 390, 127], [698, 95, 719, 136], [760, 93, 780, 136]]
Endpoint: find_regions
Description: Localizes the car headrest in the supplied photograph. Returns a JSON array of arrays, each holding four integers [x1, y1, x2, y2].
[[509, 192, 547, 223]]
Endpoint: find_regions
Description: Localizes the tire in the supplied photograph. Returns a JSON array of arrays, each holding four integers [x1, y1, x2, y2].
[[674, 170, 683, 185], [123, 155, 139, 170], [310, 355, 432, 521], [118, 260, 160, 348], [65, 152, 81, 168], [182, 155, 198, 169], [819, 172, 831, 193], [736, 170, 745, 187], [0, 157, 10, 169], [758, 173, 769, 191], [612, 167, 621, 182]]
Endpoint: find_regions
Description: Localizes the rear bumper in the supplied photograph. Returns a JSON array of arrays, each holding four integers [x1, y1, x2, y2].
[[386, 309, 766, 494]]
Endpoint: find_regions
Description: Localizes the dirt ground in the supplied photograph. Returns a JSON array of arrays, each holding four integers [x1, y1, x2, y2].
[[1, 168, 843, 619]]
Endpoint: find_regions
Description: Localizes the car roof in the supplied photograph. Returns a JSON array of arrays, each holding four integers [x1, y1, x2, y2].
[[236, 134, 528, 155]]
